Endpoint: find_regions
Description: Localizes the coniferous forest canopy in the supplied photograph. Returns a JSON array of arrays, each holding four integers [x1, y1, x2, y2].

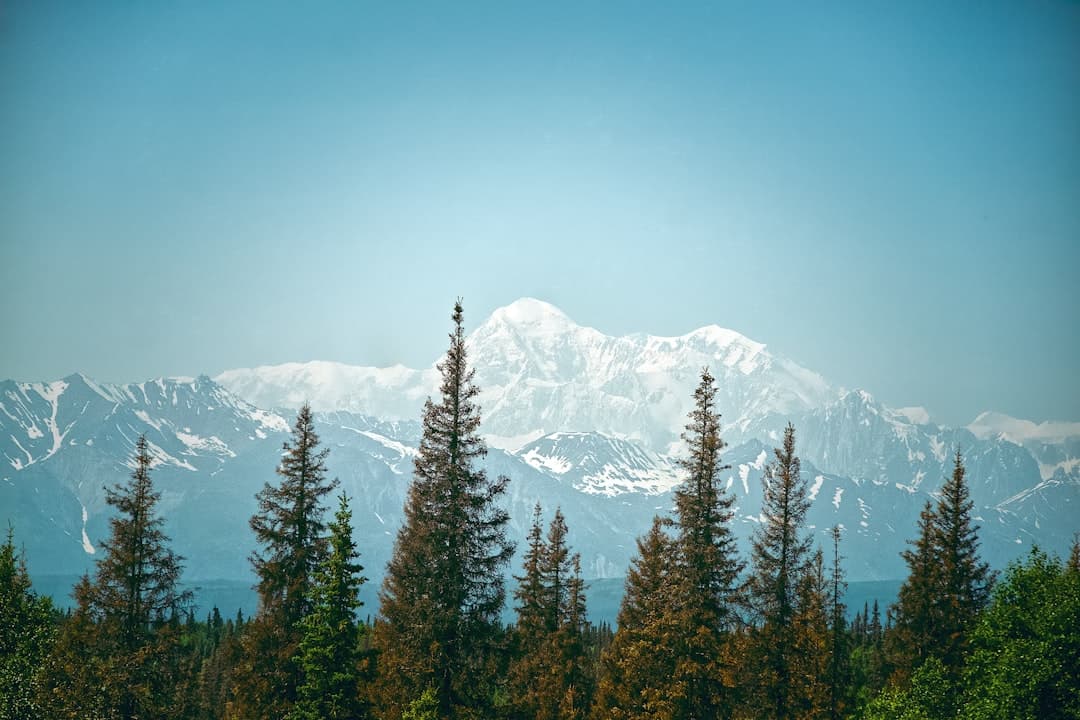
[[2, 302, 1078, 719]]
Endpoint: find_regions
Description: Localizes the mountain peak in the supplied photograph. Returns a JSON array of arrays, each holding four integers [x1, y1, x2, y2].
[[488, 297, 574, 330]]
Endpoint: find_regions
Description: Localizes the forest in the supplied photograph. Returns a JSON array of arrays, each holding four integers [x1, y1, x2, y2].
[[2, 302, 1078, 720]]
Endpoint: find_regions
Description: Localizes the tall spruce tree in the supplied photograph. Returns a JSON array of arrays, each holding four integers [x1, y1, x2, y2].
[[236, 403, 338, 718], [290, 492, 370, 720], [668, 367, 743, 719], [39, 436, 189, 720], [378, 300, 514, 718], [887, 500, 940, 683], [592, 516, 678, 720], [887, 450, 992, 687], [827, 525, 852, 720], [933, 449, 993, 679], [745, 423, 813, 719]]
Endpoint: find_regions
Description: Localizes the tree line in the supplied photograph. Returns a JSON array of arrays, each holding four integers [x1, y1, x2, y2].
[[2, 300, 1078, 719]]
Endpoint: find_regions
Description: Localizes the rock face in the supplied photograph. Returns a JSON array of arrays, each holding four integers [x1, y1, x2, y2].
[[3, 299, 1076, 594]]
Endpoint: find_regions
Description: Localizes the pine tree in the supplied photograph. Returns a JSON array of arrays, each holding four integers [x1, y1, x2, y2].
[[0, 528, 56, 720], [592, 517, 678, 720], [290, 493, 370, 720], [508, 506, 592, 720], [790, 548, 830, 719], [668, 367, 743, 719], [236, 404, 339, 718], [37, 575, 108, 720], [745, 423, 813, 719], [887, 500, 940, 684], [39, 436, 189, 720], [827, 525, 852, 720], [934, 449, 993, 679], [887, 450, 992, 688], [377, 300, 514, 718]]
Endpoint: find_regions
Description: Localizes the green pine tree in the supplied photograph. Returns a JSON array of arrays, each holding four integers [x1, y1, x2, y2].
[[39, 436, 189, 720], [290, 492, 370, 720], [0, 527, 56, 720], [745, 423, 813, 719], [377, 300, 514, 718], [236, 404, 339, 718], [668, 367, 744, 719], [933, 449, 993, 679]]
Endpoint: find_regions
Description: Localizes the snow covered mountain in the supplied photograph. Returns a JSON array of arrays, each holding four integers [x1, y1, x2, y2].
[[217, 298, 838, 453], [3, 298, 1076, 597]]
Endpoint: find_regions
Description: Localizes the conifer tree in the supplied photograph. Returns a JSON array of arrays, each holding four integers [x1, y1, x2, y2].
[[37, 575, 108, 720], [791, 548, 830, 719], [0, 528, 55, 720], [40, 436, 189, 720], [592, 517, 678, 720], [377, 300, 514, 718], [668, 367, 743, 719], [887, 450, 992, 687], [236, 404, 338, 718], [290, 492, 370, 720], [509, 506, 592, 720], [745, 423, 813, 719], [933, 449, 993, 678], [886, 500, 940, 683], [827, 525, 852, 720]]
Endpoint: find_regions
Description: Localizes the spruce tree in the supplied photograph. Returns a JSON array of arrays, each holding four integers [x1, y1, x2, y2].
[[290, 492, 369, 720], [887, 500, 940, 683], [745, 423, 813, 719], [508, 506, 592, 720], [668, 367, 743, 719], [933, 449, 993, 679], [592, 516, 678, 720], [827, 525, 852, 720], [236, 404, 339, 718], [378, 300, 514, 718], [39, 436, 189, 720], [0, 528, 55, 720]]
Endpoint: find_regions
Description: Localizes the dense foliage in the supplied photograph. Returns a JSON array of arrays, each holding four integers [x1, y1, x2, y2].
[[2, 304, 1076, 719]]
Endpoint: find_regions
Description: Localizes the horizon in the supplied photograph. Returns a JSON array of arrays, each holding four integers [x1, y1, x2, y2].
[[2, 1, 1078, 428]]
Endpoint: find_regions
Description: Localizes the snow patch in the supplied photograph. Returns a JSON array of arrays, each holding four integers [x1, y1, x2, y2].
[[832, 488, 844, 509], [809, 475, 824, 501]]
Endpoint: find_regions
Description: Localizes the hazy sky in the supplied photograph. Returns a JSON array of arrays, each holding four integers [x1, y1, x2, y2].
[[1, 1, 1078, 426]]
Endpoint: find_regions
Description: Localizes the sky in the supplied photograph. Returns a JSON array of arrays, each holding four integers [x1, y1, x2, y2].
[[1, 1, 1077, 427]]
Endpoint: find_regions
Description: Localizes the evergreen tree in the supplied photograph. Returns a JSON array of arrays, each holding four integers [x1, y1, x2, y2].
[[887, 450, 992, 687], [668, 367, 743, 719], [827, 525, 852, 720], [0, 528, 56, 720], [236, 404, 339, 718], [887, 500, 940, 684], [508, 506, 592, 720], [933, 449, 993, 679], [37, 575, 109, 720], [377, 300, 514, 718], [592, 517, 678, 720], [39, 436, 189, 720], [290, 492, 370, 720], [745, 423, 813, 719], [790, 548, 830, 719]]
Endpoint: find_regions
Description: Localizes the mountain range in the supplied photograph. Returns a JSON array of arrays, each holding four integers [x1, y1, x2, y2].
[[3, 298, 1076, 608]]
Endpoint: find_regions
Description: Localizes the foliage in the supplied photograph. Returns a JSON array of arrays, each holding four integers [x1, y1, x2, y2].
[[290, 493, 370, 720], [235, 403, 339, 717], [377, 300, 514, 718], [0, 527, 56, 720]]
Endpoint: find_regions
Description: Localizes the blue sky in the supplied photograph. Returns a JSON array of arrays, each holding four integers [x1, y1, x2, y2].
[[1, 1, 1077, 426]]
